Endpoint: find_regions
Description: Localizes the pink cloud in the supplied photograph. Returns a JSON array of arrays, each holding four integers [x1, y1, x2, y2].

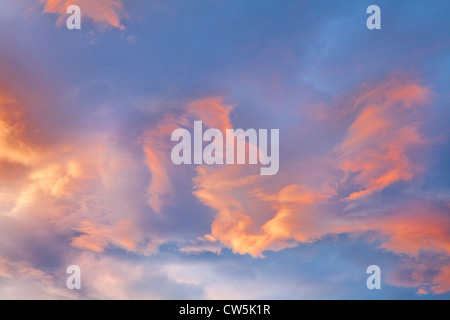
[[40, 0, 128, 30], [71, 219, 137, 253], [0, 257, 77, 299], [177, 76, 450, 294], [335, 75, 431, 199], [140, 97, 233, 213], [1, 65, 449, 296], [0, 82, 163, 258], [432, 266, 450, 294]]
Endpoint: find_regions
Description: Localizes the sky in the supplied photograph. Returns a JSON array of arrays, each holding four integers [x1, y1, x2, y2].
[[0, 0, 449, 299]]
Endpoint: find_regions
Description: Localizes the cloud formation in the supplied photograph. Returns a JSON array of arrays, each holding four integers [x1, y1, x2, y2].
[[132, 75, 450, 296], [335, 75, 431, 199], [1, 0, 449, 299], [2, 70, 448, 297], [182, 75, 434, 257], [0, 80, 161, 264]]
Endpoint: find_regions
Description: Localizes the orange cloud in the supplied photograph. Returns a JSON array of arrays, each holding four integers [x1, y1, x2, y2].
[[0, 94, 39, 167], [188, 98, 233, 131], [194, 164, 334, 257], [71, 219, 137, 252], [0, 82, 162, 257], [374, 209, 450, 256], [140, 97, 233, 213], [177, 80, 437, 261], [2, 66, 448, 294], [432, 266, 450, 294], [335, 76, 430, 199], [0, 257, 77, 299], [417, 288, 428, 295], [134, 82, 450, 294], [143, 146, 171, 213], [260, 185, 335, 242], [218, 189, 448, 260], [40, 0, 127, 30]]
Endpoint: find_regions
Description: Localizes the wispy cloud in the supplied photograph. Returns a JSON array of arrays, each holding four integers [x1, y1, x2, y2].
[[335, 75, 431, 199]]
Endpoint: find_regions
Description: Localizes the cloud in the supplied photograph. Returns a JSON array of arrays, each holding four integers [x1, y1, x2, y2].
[[181, 79, 450, 297], [0, 252, 204, 299], [187, 75, 435, 258], [178, 239, 223, 255], [0, 257, 77, 299], [0, 64, 448, 296], [335, 75, 431, 199], [140, 97, 233, 213], [2, 0, 449, 299], [188, 98, 233, 131], [432, 266, 450, 294], [173, 75, 450, 294], [0, 93, 42, 167], [371, 206, 450, 257], [143, 145, 172, 213], [40, 0, 128, 30], [0, 79, 163, 261], [71, 219, 137, 253], [196, 175, 333, 257], [417, 288, 428, 295]]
